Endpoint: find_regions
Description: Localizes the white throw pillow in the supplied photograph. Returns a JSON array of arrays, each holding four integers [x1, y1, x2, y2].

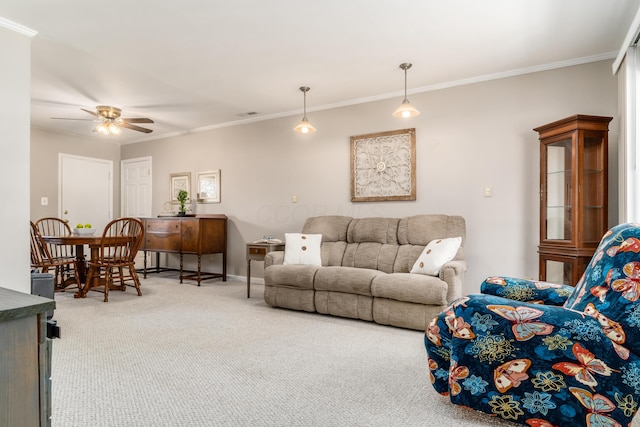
[[283, 233, 322, 266], [410, 237, 462, 276]]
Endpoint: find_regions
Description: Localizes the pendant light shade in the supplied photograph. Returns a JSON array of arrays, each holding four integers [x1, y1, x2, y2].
[[393, 63, 420, 118], [294, 86, 316, 134]]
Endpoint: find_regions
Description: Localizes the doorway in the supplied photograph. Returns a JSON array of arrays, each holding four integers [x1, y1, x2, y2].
[[121, 157, 152, 218], [59, 154, 113, 231], [121, 156, 152, 268]]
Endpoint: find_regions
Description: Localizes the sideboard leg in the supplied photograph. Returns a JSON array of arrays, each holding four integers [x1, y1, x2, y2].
[[179, 253, 183, 284], [197, 255, 202, 286]]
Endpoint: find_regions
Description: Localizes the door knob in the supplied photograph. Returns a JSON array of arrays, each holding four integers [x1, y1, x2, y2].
[[64, 210, 69, 214]]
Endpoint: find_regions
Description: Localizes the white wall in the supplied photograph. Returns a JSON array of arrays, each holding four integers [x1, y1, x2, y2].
[[119, 60, 618, 293], [0, 26, 31, 293]]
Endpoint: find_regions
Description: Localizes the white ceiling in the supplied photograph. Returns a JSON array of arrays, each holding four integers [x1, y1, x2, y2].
[[1, 0, 639, 144]]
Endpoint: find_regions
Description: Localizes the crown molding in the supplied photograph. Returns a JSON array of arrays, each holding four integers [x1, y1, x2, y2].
[[125, 52, 617, 143]]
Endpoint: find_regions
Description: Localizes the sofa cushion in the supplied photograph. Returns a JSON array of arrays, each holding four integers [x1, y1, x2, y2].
[[342, 242, 398, 273], [264, 264, 320, 290], [371, 273, 448, 305], [397, 214, 465, 246], [302, 216, 352, 266], [283, 233, 322, 266], [314, 266, 384, 296], [347, 217, 399, 244], [393, 215, 466, 273], [410, 237, 462, 276], [302, 215, 352, 242]]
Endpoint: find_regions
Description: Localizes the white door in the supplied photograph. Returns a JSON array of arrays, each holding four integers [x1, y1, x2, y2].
[[121, 157, 152, 268], [121, 157, 152, 217], [59, 154, 113, 231]]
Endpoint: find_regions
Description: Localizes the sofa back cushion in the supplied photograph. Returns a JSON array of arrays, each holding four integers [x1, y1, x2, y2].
[[299, 214, 466, 273], [342, 218, 400, 273], [302, 215, 352, 266], [394, 215, 466, 273]]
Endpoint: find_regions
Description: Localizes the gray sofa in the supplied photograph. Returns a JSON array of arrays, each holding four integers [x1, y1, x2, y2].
[[263, 214, 466, 330]]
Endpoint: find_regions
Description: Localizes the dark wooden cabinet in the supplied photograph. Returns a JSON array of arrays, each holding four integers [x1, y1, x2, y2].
[[0, 288, 55, 427], [142, 215, 227, 285], [534, 115, 611, 285]]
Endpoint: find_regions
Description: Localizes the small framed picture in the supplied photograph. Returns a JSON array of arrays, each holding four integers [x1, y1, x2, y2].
[[197, 170, 221, 203], [170, 172, 191, 204]]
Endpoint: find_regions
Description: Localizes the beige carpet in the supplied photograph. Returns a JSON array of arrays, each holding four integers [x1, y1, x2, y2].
[[50, 274, 531, 427]]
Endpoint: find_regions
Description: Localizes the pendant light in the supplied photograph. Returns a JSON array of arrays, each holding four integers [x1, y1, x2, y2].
[[293, 86, 316, 134], [392, 63, 420, 118]]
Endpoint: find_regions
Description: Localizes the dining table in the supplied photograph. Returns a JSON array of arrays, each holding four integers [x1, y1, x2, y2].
[[42, 234, 140, 298], [41, 234, 101, 282], [40, 234, 133, 298]]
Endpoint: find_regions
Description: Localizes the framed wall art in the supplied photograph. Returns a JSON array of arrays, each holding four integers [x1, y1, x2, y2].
[[170, 172, 191, 204], [197, 170, 221, 203], [350, 128, 416, 202]]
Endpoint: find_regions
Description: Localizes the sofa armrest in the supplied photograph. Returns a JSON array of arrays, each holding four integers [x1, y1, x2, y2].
[[264, 251, 284, 268], [480, 276, 573, 306], [439, 260, 467, 303]]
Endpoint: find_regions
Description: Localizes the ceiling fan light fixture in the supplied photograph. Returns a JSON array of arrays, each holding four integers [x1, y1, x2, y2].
[[108, 122, 121, 135], [54, 105, 154, 135], [294, 86, 316, 134], [96, 120, 122, 135], [393, 63, 420, 118], [96, 122, 109, 135]]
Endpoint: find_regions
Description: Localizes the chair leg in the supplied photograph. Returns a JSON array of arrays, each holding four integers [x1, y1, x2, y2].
[[104, 268, 111, 302], [129, 266, 142, 296], [71, 262, 82, 293], [118, 267, 126, 291]]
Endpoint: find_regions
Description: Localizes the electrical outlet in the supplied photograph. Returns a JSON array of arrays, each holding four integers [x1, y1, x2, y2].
[[292, 195, 298, 203], [484, 186, 493, 197], [41, 197, 48, 206]]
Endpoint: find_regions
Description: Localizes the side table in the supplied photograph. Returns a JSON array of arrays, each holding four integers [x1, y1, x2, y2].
[[246, 242, 285, 298]]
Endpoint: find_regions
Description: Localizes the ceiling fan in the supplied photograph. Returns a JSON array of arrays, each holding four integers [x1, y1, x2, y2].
[[53, 105, 154, 135]]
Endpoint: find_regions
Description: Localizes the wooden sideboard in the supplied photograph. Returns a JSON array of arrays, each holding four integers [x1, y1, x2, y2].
[[0, 287, 55, 427], [141, 215, 227, 285]]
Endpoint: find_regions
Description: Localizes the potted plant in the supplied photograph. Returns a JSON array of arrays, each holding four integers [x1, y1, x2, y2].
[[177, 189, 189, 216]]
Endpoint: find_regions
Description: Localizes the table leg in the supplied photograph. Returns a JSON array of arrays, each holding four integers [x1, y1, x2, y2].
[[75, 244, 87, 283], [247, 259, 251, 298], [179, 253, 183, 284]]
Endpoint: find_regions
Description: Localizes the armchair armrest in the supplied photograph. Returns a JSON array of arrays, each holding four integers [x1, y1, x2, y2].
[[264, 251, 284, 268], [480, 276, 573, 306], [439, 260, 467, 304]]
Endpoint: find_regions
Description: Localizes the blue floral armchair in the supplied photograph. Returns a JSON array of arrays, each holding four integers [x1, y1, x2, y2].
[[425, 223, 640, 427]]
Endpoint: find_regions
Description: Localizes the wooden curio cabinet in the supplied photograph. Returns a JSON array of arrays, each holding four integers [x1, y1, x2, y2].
[[534, 115, 612, 286]]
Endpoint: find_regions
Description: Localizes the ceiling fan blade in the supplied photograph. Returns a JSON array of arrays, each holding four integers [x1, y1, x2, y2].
[[51, 117, 98, 121], [122, 117, 154, 124], [81, 108, 99, 117], [121, 122, 153, 133]]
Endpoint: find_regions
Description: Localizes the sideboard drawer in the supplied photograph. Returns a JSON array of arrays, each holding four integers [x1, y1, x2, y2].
[[144, 219, 181, 251]]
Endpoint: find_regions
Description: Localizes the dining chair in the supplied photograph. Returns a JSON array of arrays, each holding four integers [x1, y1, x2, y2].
[[35, 217, 80, 291], [30, 221, 82, 292], [83, 217, 144, 302]]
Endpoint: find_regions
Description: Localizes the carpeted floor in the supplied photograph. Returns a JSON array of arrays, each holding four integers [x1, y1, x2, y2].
[[49, 275, 536, 426]]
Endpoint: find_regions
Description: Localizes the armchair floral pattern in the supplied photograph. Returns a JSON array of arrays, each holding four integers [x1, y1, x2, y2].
[[425, 223, 640, 427]]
